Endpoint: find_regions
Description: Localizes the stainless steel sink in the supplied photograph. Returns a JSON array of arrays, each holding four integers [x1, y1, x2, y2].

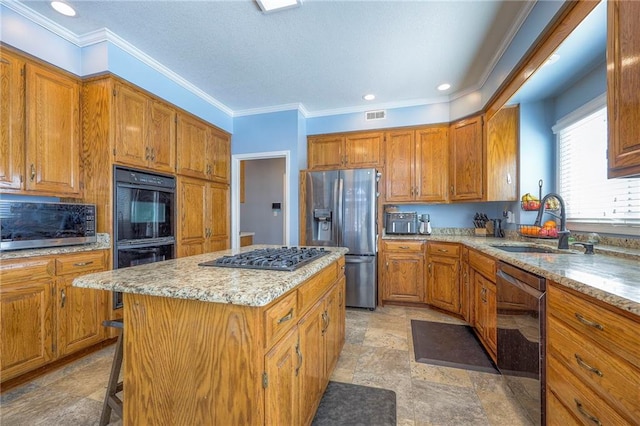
[[490, 245, 573, 254]]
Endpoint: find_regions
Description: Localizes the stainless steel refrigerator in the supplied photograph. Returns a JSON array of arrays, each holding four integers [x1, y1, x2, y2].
[[304, 168, 378, 309]]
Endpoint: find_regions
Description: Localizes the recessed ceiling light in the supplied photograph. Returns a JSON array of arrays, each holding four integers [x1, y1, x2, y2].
[[543, 53, 560, 67], [437, 83, 451, 91], [363, 94, 375, 101], [51, 1, 76, 17], [256, 0, 301, 13]]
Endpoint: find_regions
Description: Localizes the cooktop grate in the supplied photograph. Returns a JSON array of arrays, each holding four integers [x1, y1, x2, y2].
[[198, 247, 329, 271]]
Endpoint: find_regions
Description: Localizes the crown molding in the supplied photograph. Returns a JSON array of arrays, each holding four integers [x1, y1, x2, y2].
[[2, 0, 81, 45], [233, 103, 309, 118], [303, 96, 450, 119]]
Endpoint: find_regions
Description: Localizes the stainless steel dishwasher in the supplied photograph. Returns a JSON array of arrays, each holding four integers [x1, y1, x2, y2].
[[496, 261, 546, 426]]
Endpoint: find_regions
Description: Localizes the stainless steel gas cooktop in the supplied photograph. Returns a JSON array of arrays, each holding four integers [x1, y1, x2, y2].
[[199, 247, 329, 271]]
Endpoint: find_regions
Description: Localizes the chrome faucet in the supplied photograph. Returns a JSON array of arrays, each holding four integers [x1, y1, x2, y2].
[[534, 193, 570, 249]]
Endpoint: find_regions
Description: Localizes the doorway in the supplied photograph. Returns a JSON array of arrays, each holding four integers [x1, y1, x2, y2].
[[231, 151, 290, 249]]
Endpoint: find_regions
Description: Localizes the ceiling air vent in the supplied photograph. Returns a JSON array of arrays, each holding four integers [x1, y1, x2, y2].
[[365, 110, 386, 121]]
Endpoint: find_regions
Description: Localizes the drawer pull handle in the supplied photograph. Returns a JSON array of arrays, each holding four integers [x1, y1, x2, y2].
[[437, 249, 448, 253], [73, 261, 94, 267], [295, 343, 303, 376], [61, 289, 66, 308], [30, 164, 36, 182], [575, 354, 603, 377], [399, 246, 410, 249], [277, 308, 294, 324], [574, 399, 602, 426], [574, 313, 604, 331]]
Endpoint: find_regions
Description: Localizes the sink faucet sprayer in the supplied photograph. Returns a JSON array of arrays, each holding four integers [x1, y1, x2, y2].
[[533, 193, 570, 249]]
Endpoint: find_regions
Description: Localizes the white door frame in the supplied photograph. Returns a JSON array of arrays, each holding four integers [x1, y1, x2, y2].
[[231, 151, 290, 249]]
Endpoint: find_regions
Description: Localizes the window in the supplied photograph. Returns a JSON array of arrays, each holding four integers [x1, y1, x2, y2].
[[554, 94, 640, 235]]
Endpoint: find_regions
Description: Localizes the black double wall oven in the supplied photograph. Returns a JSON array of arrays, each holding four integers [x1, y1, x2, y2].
[[113, 166, 176, 309]]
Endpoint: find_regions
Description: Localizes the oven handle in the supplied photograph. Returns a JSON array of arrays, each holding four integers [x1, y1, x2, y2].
[[496, 269, 544, 298]]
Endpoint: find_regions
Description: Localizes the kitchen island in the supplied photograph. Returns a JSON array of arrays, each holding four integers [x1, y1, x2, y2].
[[73, 245, 348, 425]]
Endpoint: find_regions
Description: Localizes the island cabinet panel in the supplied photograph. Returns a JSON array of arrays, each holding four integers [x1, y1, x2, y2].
[[0, 49, 25, 191], [0, 258, 55, 381], [607, 0, 640, 178], [546, 282, 640, 424], [122, 256, 346, 425], [449, 116, 483, 201], [25, 62, 81, 197]]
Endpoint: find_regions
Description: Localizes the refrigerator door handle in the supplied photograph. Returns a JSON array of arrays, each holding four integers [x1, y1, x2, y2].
[[337, 177, 344, 246], [333, 178, 340, 245], [345, 256, 375, 264]]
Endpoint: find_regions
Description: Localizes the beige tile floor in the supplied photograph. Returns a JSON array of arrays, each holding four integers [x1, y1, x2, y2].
[[1, 305, 533, 425]]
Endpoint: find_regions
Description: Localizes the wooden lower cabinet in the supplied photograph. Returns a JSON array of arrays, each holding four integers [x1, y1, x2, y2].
[[381, 241, 425, 303], [546, 282, 640, 424], [472, 270, 496, 360], [0, 250, 109, 383], [123, 257, 346, 425], [426, 242, 461, 315], [460, 248, 473, 324]]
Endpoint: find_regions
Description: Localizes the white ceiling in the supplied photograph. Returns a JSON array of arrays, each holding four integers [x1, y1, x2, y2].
[[15, 0, 536, 116]]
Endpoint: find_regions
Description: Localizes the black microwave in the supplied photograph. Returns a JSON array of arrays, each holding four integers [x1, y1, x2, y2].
[[0, 201, 96, 251]]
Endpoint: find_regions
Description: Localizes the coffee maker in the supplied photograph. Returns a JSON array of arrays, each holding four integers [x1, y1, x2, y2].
[[418, 214, 432, 235]]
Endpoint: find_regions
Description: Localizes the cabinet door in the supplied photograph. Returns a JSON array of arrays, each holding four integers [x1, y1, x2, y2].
[[176, 113, 210, 179], [57, 277, 105, 356], [383, 252, 425, 303], [210, 129, 230, 183], [473, 272, 488, 337], [384, 130, 415, 202], [344, 132, 382, 168], [484, 281, 497, 354], [177, 177, 207, 257], [0, 50, 25, 190], [298, 300, 325, 426], [25, 64, 80, 195], [1, 279, 54, 381], [427, 255, 460, 314], [209, 182, 230, 250], [607, 0, 640, 178], [486, 105, 518, 201], [324, 277, 345, 377], [307, 136, 343, 170], [264, 328, 299, 426], [415, 127, 448, 202], [113, 83, 148, 169], [148, 100, 176, 173], [449, 116, 483, 201], [460, 250, 473, 324]]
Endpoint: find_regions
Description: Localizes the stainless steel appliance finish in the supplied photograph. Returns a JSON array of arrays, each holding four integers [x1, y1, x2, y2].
[[304, 168, 378, 309], [0, 201, 96, 250], [385, 212, 418, 235], [200, 247, 329, 271], [113, 167, 176, 309], [496, 261, 546, 426]]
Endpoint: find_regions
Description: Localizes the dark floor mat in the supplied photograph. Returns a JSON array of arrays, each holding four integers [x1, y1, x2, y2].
[[312, 381, 396, 426], [411, 320, 499, 374]]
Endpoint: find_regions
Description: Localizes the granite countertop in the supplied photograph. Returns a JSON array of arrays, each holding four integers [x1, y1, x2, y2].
[[383, 233, 640, 316], [0, 234, 111, 260], [73, 245, 348, 307]]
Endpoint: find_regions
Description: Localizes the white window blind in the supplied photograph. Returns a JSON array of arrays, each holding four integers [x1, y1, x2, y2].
[[556, 105, 640, 231]]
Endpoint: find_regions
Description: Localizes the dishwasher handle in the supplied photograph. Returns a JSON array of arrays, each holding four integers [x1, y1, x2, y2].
[[496, 269, 545, 298]]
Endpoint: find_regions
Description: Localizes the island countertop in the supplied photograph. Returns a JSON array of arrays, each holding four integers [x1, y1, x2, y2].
[[73, 245, 348, 307]]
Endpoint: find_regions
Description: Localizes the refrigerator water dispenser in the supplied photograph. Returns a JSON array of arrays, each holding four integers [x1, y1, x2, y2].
[[314, 208, 332, 241]]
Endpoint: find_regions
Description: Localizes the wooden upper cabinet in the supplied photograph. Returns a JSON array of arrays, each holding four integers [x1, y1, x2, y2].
[[449, 116, 483, 201], [384, 126, 448, 203], [415, 126, 449, 202], [0, 50, 25, 191], [307, 132, 382, 170], [385, 130, 415, 201], [25, 63, 81, 196], [485, 105, 519, 201], [607, 0, 640, 178], [113, 82, 176, 174], [176, 113, 230, 183], [307, 135, 344, 170]]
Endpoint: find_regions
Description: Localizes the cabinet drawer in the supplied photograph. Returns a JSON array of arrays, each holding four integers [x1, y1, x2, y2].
[[0, 257, 55, 284], [264, 290, 298, 349], [427, 242, 460, 257], [468, 250, 495, 281], [548, 355, 630, 426], [55, 252, 107, 276], [382, 241, 425, 252], [547, 389, 580, 425], [547, 315, 640, 422], [297, 261, 337, 314], [548, 283, 640, 366]]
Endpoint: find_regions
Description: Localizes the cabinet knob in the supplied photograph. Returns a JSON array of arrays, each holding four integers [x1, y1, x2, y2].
[[61, 289, 66, 308], [30, 164, 36, 182], [145, 146, 150, 160]]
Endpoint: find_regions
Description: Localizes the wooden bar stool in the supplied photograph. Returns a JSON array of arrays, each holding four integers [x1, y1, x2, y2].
[[100, 319, 124, 426]]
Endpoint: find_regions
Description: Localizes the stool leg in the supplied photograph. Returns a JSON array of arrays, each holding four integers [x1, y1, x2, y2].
[[100, 332, 124, 426]]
